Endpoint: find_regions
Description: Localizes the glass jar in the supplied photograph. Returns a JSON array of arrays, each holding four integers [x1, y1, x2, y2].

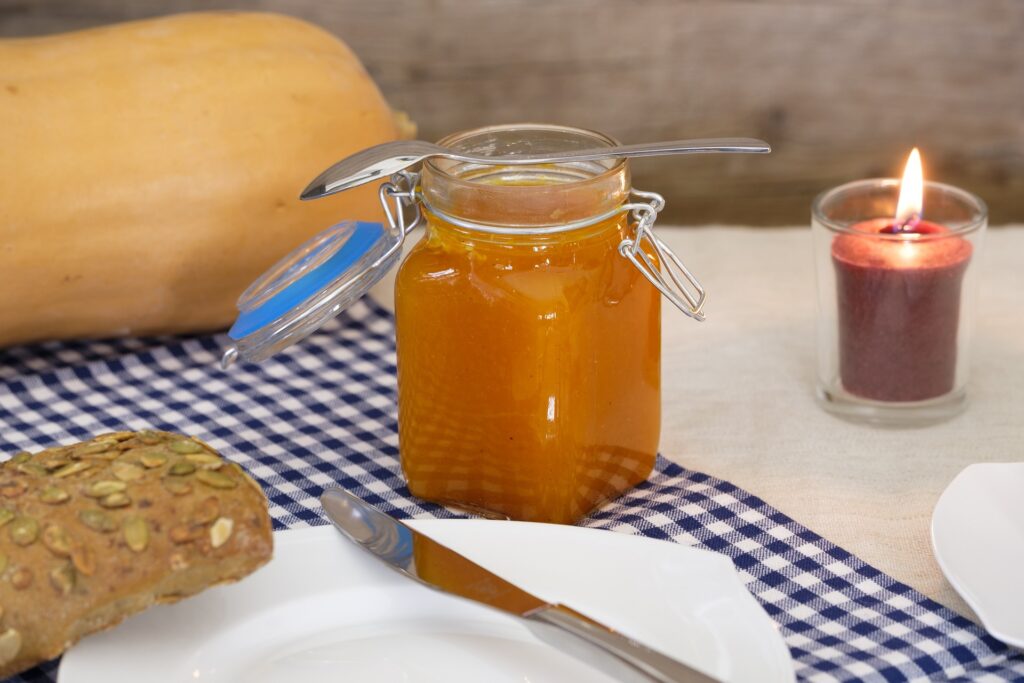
[[222, 123, 708, 525], [396, 124, 707, 524]]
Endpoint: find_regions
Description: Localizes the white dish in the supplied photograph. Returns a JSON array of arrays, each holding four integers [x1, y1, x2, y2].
[[932, 462, 1024, 647], [60, 519, 793, 683]]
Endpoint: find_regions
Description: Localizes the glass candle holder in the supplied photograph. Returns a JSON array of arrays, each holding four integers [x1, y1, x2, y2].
[[812, 179, 987, 425]]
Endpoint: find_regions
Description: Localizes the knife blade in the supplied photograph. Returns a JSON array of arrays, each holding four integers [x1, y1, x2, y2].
[[320, 487, 720, 683]]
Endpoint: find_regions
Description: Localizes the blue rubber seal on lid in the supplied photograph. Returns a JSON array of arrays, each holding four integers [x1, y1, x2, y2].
[[229, 221, 385, 341]]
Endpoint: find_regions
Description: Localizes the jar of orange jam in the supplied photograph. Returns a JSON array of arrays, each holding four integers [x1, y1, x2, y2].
[[222, 124, 708, 525], [396, 124, 698, 524]]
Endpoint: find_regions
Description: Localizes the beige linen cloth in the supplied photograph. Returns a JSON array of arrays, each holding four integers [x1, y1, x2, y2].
[[371, 225, 1024, 620]]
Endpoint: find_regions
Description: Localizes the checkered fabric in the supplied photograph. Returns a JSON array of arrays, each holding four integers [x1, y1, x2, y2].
[[0, 299, 1021, 683]]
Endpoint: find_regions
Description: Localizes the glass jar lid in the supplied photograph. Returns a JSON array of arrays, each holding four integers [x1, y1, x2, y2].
[[222, 220, 401, 367]]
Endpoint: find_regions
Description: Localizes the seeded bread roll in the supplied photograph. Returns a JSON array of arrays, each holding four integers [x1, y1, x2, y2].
[[0, 431, 273, 677]]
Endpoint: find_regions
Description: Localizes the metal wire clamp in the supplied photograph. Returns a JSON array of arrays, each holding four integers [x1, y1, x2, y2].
[[618, 189, 706, 321], [379, 170, 422, 238], [368, 170, 423, 271]]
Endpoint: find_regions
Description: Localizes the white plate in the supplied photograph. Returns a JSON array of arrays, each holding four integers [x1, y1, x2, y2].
[[59, 520, 793, 683], [932, 462, 1024, 647]]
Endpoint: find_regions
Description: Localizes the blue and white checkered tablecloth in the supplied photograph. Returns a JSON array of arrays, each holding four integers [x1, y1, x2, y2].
[[1, 299, 1021, 682]]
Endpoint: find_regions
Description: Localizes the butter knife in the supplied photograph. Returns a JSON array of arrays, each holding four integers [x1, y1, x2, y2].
[[320, 488, 720, 683]]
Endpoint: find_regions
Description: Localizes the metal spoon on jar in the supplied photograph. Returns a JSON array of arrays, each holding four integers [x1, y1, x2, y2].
[[300, 137, 771, 200]]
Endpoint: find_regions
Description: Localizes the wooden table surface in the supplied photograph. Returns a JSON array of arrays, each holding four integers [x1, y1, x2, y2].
[[371, 225, 1024, 621]]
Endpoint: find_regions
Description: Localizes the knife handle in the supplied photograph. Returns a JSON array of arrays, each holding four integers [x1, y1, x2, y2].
[[524, 604, 720, 683]]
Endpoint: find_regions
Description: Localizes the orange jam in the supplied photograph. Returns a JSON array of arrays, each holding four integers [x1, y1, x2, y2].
[[395, 125, 660, 524]]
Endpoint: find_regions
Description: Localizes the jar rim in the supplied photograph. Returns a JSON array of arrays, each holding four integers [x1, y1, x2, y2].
[[426, 122, 626, 182], [812, 178, 987, 240], [421, 124, 632, 234], [421, 123, 622, 198]]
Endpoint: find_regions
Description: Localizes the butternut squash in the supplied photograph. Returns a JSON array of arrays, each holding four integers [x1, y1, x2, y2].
[[0, 12, 409, 346]]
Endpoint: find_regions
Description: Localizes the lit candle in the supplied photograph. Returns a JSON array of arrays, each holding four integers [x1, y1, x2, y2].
[[831, 149, 973, 402]]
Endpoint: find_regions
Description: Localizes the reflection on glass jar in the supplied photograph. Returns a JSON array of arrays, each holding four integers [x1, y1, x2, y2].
[[395, 124, 661, 524]]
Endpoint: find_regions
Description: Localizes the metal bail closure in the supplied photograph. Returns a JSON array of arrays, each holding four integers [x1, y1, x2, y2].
[[618, 189, 707, 321]]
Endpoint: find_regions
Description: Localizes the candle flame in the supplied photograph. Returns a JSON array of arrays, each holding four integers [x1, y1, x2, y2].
[[894, 148, 924, 231]]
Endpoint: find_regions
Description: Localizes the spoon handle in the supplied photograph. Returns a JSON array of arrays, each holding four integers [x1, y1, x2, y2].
[[451, 137, 771, 165], [302, 136, 772, 201]]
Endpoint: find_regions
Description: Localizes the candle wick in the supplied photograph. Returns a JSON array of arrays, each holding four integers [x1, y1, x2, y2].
[[895, 213, 921, 233]]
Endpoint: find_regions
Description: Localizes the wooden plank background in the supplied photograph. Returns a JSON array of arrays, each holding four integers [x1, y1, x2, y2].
[[2, 0, 1022, 225]]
